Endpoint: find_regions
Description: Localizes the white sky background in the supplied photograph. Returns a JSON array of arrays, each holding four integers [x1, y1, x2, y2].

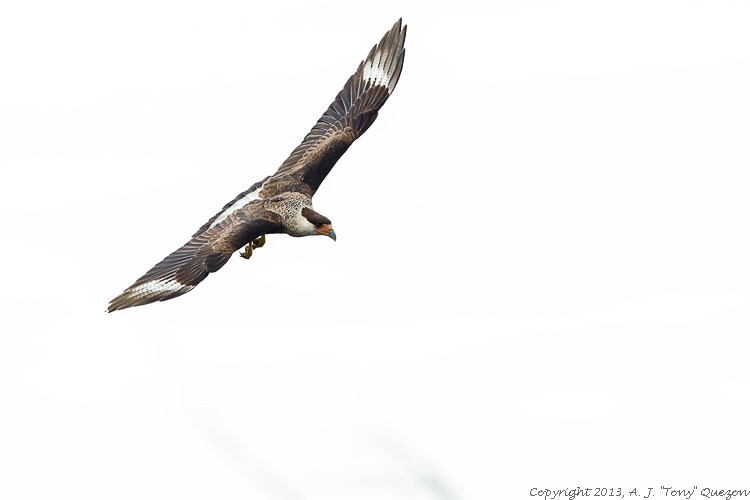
[[1, 1, 749, 498]]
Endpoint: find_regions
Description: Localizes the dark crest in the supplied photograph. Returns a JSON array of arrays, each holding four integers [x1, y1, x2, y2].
[[301, 207, 331, 226]]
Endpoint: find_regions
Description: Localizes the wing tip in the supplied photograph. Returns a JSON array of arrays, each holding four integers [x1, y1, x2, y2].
[[107, 278, 196, 312], [360, 19, 407, 93]]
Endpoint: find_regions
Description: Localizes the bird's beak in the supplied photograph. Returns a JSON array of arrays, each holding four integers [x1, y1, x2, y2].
[[317, 223, 337, 241]]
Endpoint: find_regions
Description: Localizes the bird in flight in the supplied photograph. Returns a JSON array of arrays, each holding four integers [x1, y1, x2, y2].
[[108, 20, 406, 312]]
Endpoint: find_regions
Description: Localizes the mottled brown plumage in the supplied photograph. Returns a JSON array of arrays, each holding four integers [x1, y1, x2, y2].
[[108, 20, 406, 312]]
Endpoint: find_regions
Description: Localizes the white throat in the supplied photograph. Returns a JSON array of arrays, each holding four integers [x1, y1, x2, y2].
[[286, 209, 317, 237]]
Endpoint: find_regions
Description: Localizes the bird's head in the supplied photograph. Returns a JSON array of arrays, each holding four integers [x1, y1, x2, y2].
[[301, 207, 337, 241]]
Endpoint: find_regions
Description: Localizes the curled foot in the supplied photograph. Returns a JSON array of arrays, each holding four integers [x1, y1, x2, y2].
[[239, 235, 266, 259]]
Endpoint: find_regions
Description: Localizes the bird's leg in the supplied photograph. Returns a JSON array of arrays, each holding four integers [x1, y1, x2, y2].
[[239, 244, 253, 259], [252, 235, 266, 249], [239, 235, 266, 260]]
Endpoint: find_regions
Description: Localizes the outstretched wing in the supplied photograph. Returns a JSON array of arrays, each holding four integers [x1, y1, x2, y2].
[[108, 204, 281, 312], [259, 19, 406, 198]]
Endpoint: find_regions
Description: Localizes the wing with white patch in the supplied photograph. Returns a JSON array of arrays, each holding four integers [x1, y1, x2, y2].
[[192, 176, 269, 236], [108, 207, 281, 312], [261, 19, 406, 198]]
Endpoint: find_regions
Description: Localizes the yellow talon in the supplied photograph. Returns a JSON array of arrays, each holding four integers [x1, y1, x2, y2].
[[239, 244, 253, 259], [240, 235, 265, 259], [252, 235, 266, 249]]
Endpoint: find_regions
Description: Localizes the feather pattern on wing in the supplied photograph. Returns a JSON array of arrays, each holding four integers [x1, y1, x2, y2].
[[108, 206, 281, 312], [193, 176, 270, 236], [260, 19, 406, 197]]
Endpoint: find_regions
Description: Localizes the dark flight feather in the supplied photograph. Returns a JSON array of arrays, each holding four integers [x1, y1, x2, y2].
[[261, 19, 406, 197], [108, 210, 281, 311]]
